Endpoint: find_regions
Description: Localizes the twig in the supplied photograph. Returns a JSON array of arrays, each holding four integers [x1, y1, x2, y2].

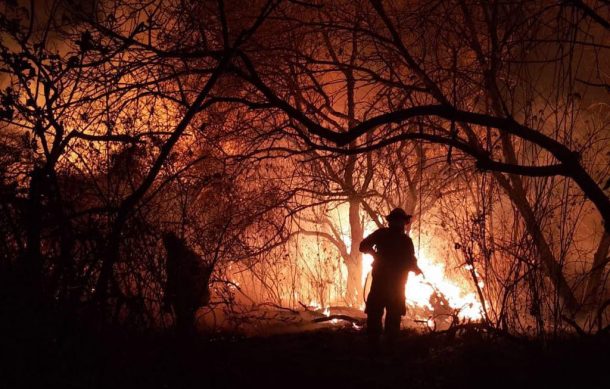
[[312, 314, 365, 325], [561, 315, 587, 337]]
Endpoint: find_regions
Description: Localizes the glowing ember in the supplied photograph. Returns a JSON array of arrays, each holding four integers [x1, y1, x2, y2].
[[308, 301, 333, 319]]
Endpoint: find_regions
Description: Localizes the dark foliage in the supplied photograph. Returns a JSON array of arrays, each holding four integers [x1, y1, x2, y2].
[[2, 324, 610, 389]]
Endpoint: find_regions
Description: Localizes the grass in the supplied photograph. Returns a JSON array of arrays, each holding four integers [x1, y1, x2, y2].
[[3, 321, 610, 389]]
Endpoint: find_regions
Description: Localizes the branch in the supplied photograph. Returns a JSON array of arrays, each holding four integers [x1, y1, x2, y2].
[[476, 157, 567, 177], [65, 131, 138, 143], [564, 0, 610, 31], [295, 229, 348, 259], [312, 314, 364, 325]]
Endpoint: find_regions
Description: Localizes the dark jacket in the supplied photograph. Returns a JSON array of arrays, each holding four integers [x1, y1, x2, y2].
[[359, 227, 418, 315], [359, 227, 417, 274]]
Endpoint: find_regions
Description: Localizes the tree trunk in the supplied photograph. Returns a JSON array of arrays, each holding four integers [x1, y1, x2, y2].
[[494, 172, 579, 312], [345, 198, 364, 306], [482, 48, 580, 313], [583, 232, 610, 308], [22, 167, 45, 304], [345, 253, 363, 307]]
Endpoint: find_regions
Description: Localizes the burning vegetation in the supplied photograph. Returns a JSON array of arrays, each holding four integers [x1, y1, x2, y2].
[[1, 0, 610, 387]]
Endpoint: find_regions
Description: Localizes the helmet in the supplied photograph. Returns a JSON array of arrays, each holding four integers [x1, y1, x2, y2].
[[386, 207, 412, 222]]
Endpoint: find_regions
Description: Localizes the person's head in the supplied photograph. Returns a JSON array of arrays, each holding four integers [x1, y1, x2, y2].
[[162, 231, 182, 251], [386, 208, 412, 231]]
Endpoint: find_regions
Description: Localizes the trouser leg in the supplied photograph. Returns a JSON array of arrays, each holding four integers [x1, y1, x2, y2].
[[175, 305, 195, 336], [366, 309, 383, 337], [384, 309, 401, 338]]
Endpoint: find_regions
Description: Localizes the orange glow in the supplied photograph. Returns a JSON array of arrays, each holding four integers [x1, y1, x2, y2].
[[360, 230, 483, 321], [404, 248, 483, 321], [327, 203, 484, 321], [230, 204, 485, 325]]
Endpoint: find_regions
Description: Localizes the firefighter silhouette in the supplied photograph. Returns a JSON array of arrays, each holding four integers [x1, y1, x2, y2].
[[162, 232, 212, 334], [359, 208, 422, 338]]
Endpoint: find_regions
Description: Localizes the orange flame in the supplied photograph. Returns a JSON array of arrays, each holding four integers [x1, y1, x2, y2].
[[362, 247, 483, 321]]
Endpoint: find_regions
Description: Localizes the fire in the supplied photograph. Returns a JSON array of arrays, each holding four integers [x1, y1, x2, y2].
[[304, 204, 484, 323], [308, 300, 332, 317], [286, 204, 484, 321], [362, 247, 483, 321]]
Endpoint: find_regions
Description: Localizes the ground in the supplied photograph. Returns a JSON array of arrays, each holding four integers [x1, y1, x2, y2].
[[3, 322, 610, 389]]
